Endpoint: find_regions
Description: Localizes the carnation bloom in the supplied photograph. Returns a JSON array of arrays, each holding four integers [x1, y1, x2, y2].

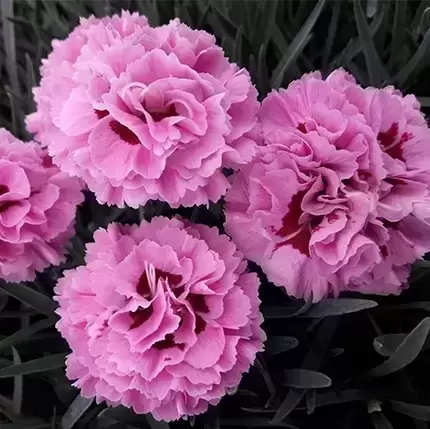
[[0, 128, 83, 281], [225, 69, 430, 301], [55, 217, 265, 421], [27, 12, 259, 208]]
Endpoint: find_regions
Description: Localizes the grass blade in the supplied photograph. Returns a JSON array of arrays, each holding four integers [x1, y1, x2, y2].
[[270, 0, 327, 89], [369, 317, 430, 377], [394, 29, 430, 87], [61, 395, 93, 429], [1, 0, 20, 98], [322, 1, 340, 71], [0, 281, 58, 317], [302, 298, 378, 318], [353, 0, 388, 86], [12, 347, 23, 415], [0, 353, 67, 378], [0, 317, 56, 352]]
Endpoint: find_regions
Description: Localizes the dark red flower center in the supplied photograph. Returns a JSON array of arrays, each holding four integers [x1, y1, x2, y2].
[[129, 305, 154, 329], [110, 120, 140, 145], [275, 190, 311, 256], [95, 109, 109, 120], [187, 293, 209, 313], [0, 185, 15, 214], [136, 268, 182, 298], [153, 333, 185, 351], [147, 104, 177, 123], [0, 185, 9, 195], [377, 122, 413, 161], [297, 122, 307, 133]]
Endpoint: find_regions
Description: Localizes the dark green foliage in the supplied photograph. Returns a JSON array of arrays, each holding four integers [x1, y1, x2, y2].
[[1, 1, 430, 429]]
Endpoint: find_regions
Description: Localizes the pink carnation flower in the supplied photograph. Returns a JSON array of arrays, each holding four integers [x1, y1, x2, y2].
[[225, 69, 430, 300], [0, 129, 83, 282], [55, 217, 265, 421], [27, 13, 259, 208]]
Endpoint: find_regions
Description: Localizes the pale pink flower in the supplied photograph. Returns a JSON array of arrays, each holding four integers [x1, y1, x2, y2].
[[55, 217, 265, 421], [0, 129, 83, 282], [27, 14, 259, 208], [225, 69, 430, 300]]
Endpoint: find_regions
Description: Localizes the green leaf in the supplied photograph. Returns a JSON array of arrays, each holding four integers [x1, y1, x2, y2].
[[369, 317, 430, 377], [302, 298, 377, 318], [322, 1, 340, 71], [1, 424, 51, 429], [366, 0, 378, 18], [394, 28, 430, 87], [258, 0, 278, 47], [267, 336, 299, 356], [221, 417, 297, 428], [390, 400, 430, 421], [303, 317, 339, 369], [306, 389, 316, 415], [371, 412, 394, 429], [0, 317, 56, 352], [270, 388, 306, 424], [263, 299, 312, 319], [209, 2, 237, 40], [0, 281, 58, 317], [61, 395, 93, 429], [270, 0, 327, 89], [146, 414, 169, 429], [233, 25, 244, 64], [0, 353, 67, 378], [373, 333, 406, 356], [388, 0, 407, 71], [314, 389, 369, 408], [2, 0, 20, 98], [97, 406, 148, 427], [284, 369, 332, 389], [353, 0, 388, 86], [12, 347, 23, 416]]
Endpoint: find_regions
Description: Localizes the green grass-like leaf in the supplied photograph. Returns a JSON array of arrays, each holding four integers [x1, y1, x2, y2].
[[0, 353, 67, 378]]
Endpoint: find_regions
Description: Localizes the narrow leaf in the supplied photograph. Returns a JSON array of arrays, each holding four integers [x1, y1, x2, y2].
[[373, 334, 405, 356], [221, 417, 297, 428], [388, 0, 407, 71], [263, 299, 312, 319], [369, 317, 430, 377], [390, 400, 430, 421], [353, 0, 388, 86], [284, 369, 332, 389], [259, 0, 278, 46], [266, 336, 299, 355], [322, 1, 340, 71], [61, 395, 93, 429], [0, 353, 67, 378], [270, 388, 306, 424], [270, 0, 327, 89], [0, 317, 56, 351], [371, 412, 394, 429], [394, 29, 430, 87], [146, 414, 169, 429], [314, 389, 369, 407], [0, 281, 57, 317], [233, 25, 244, 64], [1, 0, 20, 97], [12, 347, 23, 415], [306, 389, 316, 414], [302, 299, 377, 318]]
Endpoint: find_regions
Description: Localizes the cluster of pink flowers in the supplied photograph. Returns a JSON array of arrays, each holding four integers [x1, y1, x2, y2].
[[27, 11, 258, 208], [0, 129, 83, 281], [5, 8, 429, 423], [225, 69, 430, 300], [55, 217, 265, 421]]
